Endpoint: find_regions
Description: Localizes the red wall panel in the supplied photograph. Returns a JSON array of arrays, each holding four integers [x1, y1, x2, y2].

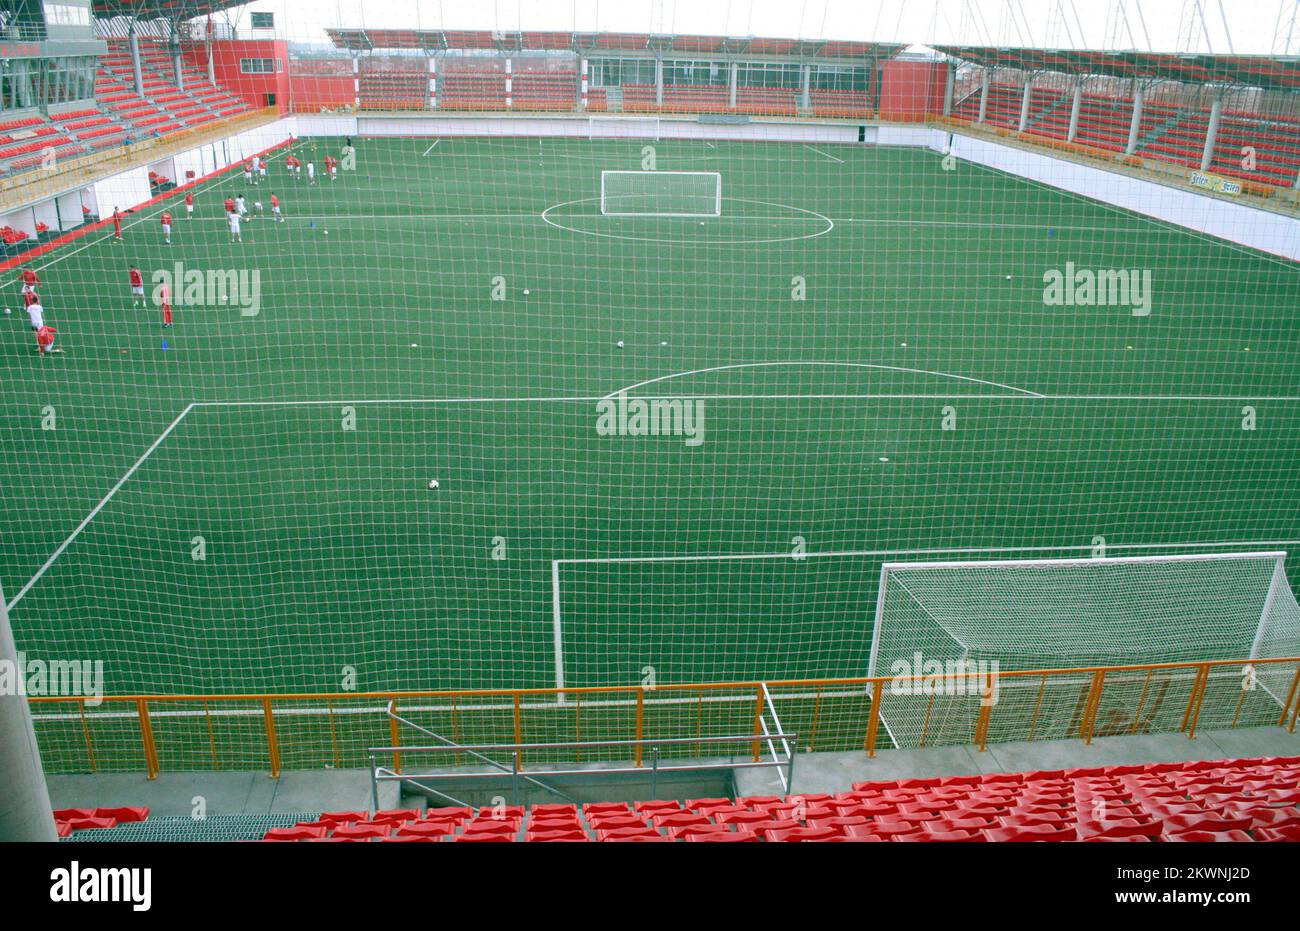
[[879, 60, 948, 117]]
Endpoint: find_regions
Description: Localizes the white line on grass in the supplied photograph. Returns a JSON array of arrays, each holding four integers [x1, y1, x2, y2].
[[803, 144, 845, 164], [192, 392, 1300, 406], [17, 390, 1300, 613], [549, 539, 1300, 693], [601, 361, 1047, 400], [5, 402, 196, 613], [421, 139, 440, 156], [554, 540, 1300, 567]]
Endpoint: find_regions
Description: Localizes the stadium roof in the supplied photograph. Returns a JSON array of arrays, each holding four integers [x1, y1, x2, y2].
[[326, 29, 903, 60], [90, 0, 246, 21], [934, 46, 1300, 91]]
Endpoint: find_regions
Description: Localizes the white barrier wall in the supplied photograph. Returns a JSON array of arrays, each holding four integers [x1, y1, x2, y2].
[[31, 199, 59, 235], [54, 192, 81, 230], [946, 132, 1300, 262], [289, 113, 866, 144], [92, 165, 150, 218]]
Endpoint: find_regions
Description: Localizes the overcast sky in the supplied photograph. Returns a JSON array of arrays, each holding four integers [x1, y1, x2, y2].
[[217, 1, 1299, 55]]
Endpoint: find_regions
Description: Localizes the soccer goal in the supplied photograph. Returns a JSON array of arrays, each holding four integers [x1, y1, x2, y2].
[[868, 552, 1300, 748], [600, 170, 722, 217]]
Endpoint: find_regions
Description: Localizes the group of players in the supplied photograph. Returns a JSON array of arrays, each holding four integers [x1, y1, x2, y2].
[[11, 144, 347, 353]]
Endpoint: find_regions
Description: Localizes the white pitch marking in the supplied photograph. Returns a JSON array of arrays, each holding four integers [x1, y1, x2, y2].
[[6, 402, 196, 612], [804, 144, 845, 164], [422, 139, 441, 156], [554, 540, 1300, 566], [601, 361, 1047, 401]]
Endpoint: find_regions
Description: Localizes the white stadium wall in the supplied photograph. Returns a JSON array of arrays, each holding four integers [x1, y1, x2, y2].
[[938, 129, 1300, 263], [2, 118, 296, 256]]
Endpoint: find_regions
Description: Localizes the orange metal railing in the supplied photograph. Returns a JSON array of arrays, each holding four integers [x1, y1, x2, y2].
[[25, 656, 1300, 780]]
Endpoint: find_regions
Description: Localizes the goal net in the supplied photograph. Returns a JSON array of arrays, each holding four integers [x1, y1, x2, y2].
[[870, 552, 1300, 748], [600, 170, 722, 216]]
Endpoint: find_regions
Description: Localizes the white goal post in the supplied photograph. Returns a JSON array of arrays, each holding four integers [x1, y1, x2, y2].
[[867, 551, 1300, 749], [600, 170, 722, 217], [869, 551, 1300, 678]]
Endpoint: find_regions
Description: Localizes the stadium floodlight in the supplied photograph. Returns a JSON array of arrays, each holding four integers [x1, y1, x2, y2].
[[600, 170, 722, 217]]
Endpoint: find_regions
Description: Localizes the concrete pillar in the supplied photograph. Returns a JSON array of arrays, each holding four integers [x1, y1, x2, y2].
[[728, 61, 738, 109], [800, 64, 811, 111], [577, 55, 585, 109], [353, 57, 360, 109], [1125, 82, 1144, 156], [429, 57, 437, 109], [206, 38, 215, 85], [0, 583, 58, 842], [942, 65, 955, 116], [655, 59, 663, 107], [1067, 81, 1082, 142], [505, 58, 512, 109], [977, 69, 990, 123], [170, 25, 184, 89], [1018, 76, 1033, 132], [1201, 95, 1222, 172], [128, 24, 145, 94]]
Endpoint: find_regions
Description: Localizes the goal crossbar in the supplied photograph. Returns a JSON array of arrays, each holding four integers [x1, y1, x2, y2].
[[600, 169, 722, 217]]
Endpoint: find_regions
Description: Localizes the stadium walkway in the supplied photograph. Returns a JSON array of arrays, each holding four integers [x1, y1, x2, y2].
[[43, 726, 1299, 816]]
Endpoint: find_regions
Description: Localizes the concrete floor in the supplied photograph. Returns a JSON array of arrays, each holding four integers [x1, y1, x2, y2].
[[46, 725, 1299, 814], [48, 769, 397, 818]]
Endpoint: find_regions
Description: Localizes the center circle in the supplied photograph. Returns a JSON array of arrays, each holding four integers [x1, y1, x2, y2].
[[540, 196, 834, 245]]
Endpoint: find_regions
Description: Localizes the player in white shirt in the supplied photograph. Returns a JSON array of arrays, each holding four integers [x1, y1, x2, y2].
[[253, 200, 264, 220], [306, 161, 316, 184], [236, 195, 247, 217], [228, 211, 242, 243], [27, 300, 44, 330]]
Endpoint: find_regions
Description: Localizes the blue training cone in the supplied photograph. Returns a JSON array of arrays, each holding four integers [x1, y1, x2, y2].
[[308, 221, 316, 229], [161, 339, 168, 350]]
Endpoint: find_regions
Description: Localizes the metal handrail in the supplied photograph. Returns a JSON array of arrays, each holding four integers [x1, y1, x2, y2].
[[385, 700, 577, 804], [368, 731, 797, 754], [368, 729, 799, 810]]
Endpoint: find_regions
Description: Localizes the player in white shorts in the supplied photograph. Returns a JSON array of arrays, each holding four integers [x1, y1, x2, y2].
[[228, 211, 242, 243], [253, 200, 264, 219], [27, 299, 44, 331], [306, 161, 316, 184], [236, 195, 247, 217]]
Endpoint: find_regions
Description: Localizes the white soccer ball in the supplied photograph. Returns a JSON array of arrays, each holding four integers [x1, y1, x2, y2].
[[1005, 275, 1012, 280], [323, 230, 329, 235], [3, 308, 9, 315], [428, 479, 439, 490], [616, 340, 625, 348], [523, 289, 530, 295]]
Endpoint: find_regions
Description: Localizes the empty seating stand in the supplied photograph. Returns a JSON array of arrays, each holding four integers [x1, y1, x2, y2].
[[191, 755, 1300, 843]]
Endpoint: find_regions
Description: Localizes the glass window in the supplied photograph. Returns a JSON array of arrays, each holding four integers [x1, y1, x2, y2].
[[663, 59, 725, 86], [588, 58, 656, 87], [240, 58, 281, 74], [738, 62, 802, 89], [250, 12, 275, 29]]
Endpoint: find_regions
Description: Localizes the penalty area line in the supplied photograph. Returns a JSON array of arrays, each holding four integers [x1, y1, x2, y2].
[[6, 403, 196, 613], [804, 145, 845, 164], [422, 139, 441, 156]]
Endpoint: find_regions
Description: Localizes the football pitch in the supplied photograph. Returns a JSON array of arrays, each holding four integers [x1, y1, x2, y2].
[[4, 134, 1300, 701]]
